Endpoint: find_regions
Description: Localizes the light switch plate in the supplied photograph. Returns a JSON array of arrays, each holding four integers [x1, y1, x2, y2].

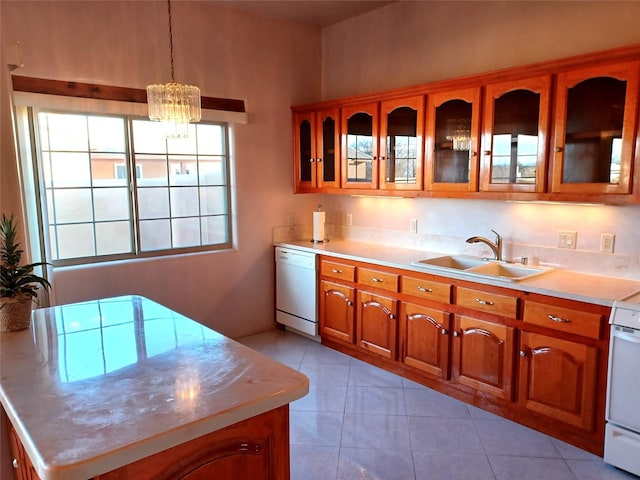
[[409, 218, 418, 233], [558, 230, 577, 249], [600, 233, 615, 253]]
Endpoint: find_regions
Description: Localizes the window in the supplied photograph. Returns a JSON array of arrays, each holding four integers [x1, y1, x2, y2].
[[36, 111, 232, 265]]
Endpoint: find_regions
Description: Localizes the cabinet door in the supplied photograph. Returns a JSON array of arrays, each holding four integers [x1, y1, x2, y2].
[[452, 316, 515, 400], [480, 76, 551, 192], [550, 61, 639, 194], [518, 332, 598, 430], [379, 96, 424, 191], [293, 111, 317, 190], [320, 280, 356, 344], [400, 302, 451, 379], [357, 290, 397, 359], [316, 108, 340, 189], [425, 88, 481, 192], [341, 102, 380, 189], [7, 419, 40, 480]]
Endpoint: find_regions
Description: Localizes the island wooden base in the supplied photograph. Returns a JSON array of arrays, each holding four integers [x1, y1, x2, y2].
[[7, 405, 291, 480]]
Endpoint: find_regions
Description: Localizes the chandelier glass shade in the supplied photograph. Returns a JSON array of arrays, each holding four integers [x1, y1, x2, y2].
[[147, 82, 201, 138], [147, 0, 201, 138]]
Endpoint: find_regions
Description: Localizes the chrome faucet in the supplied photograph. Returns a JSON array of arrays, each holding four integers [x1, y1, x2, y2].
[[466, 230, 503, 261]]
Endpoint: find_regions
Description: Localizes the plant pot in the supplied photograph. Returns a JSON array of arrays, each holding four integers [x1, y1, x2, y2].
[[0, 297, 33, 332]]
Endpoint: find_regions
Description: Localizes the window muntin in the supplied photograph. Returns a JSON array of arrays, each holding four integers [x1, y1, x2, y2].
[[36, 111, 231, 265]]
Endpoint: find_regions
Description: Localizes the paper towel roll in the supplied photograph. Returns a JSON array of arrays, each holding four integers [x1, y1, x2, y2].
[[312, 211, 325, 242]]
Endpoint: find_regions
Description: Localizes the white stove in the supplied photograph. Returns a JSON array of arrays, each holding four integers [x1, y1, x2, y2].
[[605, 291, 640, 476]]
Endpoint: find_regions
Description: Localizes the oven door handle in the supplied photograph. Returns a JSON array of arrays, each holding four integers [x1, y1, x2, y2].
[[612, 329, 640, 344]]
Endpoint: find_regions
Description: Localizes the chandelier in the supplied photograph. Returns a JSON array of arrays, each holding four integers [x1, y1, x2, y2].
[[146, 0, 201, 138]]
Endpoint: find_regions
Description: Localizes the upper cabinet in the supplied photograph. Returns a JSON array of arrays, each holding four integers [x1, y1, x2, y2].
[[425, 88, 481, 192], [292, 46, 640, 203], [480, 76, 551, 193], [379, 96, 425, 191], [293, 108, 340, 192], [550, 61, 639, 195], [341, 102, 380, 189]]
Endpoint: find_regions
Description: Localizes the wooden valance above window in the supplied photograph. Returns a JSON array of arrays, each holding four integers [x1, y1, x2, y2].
[[11, 76, 245, 113]]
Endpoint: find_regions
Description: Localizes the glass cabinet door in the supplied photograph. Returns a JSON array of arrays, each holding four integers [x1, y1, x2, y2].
[[293, 111, 316, 190], [379, 96, 424, 191], [316, 108, 340, 189], [341, 102, 379, 189], [480, 76, 551, 192], [551, 61, 639, 194], [425, 88, 480, 192]]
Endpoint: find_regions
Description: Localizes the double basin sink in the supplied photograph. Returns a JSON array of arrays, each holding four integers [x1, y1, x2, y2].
[[412, 255, 553, 282]]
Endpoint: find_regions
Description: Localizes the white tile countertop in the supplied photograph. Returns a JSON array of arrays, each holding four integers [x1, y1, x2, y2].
[[0, 295, 309, 480], [276, 240, 640, 306]]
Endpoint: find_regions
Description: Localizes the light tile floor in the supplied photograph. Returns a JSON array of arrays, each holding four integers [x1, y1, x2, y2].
[[239, 329, 638, 480]]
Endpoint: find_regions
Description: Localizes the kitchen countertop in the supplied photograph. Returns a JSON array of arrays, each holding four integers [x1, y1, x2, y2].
[[0, 295, 309, 480], [276, 240, 640, 306]]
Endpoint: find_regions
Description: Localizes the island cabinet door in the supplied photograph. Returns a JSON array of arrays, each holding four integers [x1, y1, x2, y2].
[[451, 316, 515, 401], [399, 302, 452, 379], [518, 332, 598, 431], [319, 280, 356, 344], [356, 290, 398, 360], [96, 406, 290, 480], [6, 418, 40, 480]]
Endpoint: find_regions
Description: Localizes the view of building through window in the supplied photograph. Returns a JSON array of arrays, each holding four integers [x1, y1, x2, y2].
[[37, 112, 231, 265]]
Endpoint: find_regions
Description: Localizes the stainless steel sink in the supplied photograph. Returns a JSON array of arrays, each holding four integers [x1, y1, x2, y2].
[[412, 255, 552, 282]]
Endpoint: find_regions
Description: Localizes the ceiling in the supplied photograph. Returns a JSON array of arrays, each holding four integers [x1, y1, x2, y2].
[[211, 0, 395, 27]]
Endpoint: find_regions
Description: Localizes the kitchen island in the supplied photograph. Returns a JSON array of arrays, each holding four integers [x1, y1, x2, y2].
[[0, 295, 309, 480]]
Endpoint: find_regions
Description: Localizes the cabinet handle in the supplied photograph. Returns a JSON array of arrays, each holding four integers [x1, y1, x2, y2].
[[554, 146, 562, 153], [475, 298, 494, 306], [331, 268, 343, 274], [390, 314, 395, 320], [519, 350, 527, 357], [371, 277, 384, 283], [417, 286, 433, 293], [317, 157, 323, 162], [347, 300, 353, 307], [309, 158, 315, 162], [12, 459, 19, 469], [471, 151, 477, 157], [548, 314, 571, 323], [441, 328, 448, 335], [453, 331, 460, 337], [484, 150, 491, 156]]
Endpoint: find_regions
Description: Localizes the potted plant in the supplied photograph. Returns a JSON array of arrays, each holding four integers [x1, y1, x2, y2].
[[0, 213, 51, 332]]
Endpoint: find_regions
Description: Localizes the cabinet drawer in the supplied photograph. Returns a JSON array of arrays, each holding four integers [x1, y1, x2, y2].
[[456, 287, 518, 318], [320, 260, 355, 282], [523, 301, 603, 339], [358, 268, 399, 293], [401, 275, 452, 304]]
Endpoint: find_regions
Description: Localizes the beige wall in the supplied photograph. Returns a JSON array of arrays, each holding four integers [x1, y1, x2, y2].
[[0, 0, 323, 337], [319, 1, 640, 279]]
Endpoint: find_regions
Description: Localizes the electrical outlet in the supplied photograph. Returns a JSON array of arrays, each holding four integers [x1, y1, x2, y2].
[[601, 233, 615, 254], [409, 218, 418, 233], [286, 214, 295, 226], [558, 230, 577, 249], [345, 213, 353, 226]]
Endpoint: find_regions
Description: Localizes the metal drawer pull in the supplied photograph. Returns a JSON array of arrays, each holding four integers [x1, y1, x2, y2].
[[389, 314, 395, 319], [519, 350, 527, 357], [371, 277, 384, 283], [347, 301, 353, 307], [475, 298, 494, 306], [12, 459, 18, 469], [417, 286, 433, 293], [548, 314, 571, 323], [441, 328, 448, 335], [331, 268, 343, 274]]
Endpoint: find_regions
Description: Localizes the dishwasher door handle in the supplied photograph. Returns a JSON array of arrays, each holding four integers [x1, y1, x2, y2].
[[613, 329, 640, 344]]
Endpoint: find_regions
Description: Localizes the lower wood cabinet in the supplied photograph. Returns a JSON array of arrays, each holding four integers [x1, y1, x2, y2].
[[319, 280, 356, 344], [451, 315, 515, 401], [400, 302, 451, 379], [7, 419, 39, 480], [518, 331, 598, 431], [356, 290, 397, 359], [317, 255, 610, 455]]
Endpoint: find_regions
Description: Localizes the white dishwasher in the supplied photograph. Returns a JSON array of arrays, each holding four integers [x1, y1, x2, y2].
[[605, 290, 640, 476], [275, 247, 318, 338]]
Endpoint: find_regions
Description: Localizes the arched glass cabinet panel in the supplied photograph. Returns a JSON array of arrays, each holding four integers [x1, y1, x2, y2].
[[481, 76, 550, 192], [425, 88, 480, 192], [341, 103, 379, 189], [551, 62, 639, 195]]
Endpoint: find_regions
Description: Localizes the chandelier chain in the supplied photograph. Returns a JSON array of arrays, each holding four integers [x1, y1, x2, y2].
[[167, 0, 175, 82]]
